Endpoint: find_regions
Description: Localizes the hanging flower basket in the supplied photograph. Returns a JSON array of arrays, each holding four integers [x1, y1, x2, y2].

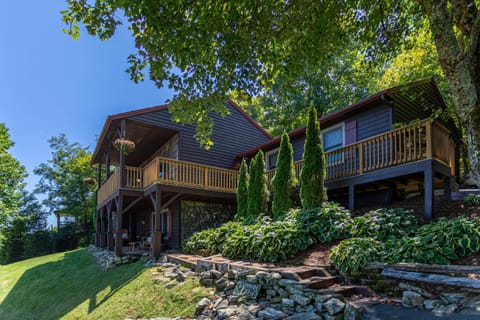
[[82, 177, 97, 187], [113, 138, 135, 154]]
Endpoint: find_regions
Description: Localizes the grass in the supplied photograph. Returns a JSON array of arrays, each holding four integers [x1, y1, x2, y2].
[[0, 248, 211, 320]]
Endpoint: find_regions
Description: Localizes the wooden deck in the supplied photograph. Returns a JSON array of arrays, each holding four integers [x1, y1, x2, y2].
[[97, 119, 455, 206], [267, 119, 455, 186]]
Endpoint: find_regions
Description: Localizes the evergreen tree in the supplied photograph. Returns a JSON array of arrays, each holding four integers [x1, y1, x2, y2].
[[272, 132, 298, 219], [247, 151, 269, 222], [235, 159, 249, 220], [300, 106, 326, 209]]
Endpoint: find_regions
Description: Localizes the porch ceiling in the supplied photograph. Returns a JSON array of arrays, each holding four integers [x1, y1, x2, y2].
[[92, 119, 177, 167]]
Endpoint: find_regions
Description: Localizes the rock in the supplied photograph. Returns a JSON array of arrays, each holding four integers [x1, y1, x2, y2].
[[279, 279, 298, 287], [164, 280, 177, 289], [214, 297, 229, 310], [292, 294, 311, 306], [423, 299, 445, 310], [284, 312, 320, 320], [433, 304, 458, 316], [215, 277, 229, 291], [257, 307, 287, 319], [201, 278, 214, 286], [314, 294, 333, 303], [440, 292, 467, 304], [398, 282, 434, 298], [225, 281, 235, 290], [282, 298, 295, 308], [209, 269, 223, 279], [246, 275, 257, 284], [402, 291, 424, 308], [227, 269, 238, 280], [176, 271, 185, 282], [323, 314, 343, 320], [323, 298, 346, 315], [227, 295, 240, 304], [256, 271, 269, 280], [200, 271, 213, 279], [247, 304, 260, 315], [196, 297, 212, 313], [217, 307, 237, 319], [343, 303, 362, 320], [277, 288, 290, 298]]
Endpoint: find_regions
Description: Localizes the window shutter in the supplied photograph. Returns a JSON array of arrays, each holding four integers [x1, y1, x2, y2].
[[345, 120, 357, 145]]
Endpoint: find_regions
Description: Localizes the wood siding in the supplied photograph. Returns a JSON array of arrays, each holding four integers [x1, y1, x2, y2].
[[345, 103, 391, 141], [129, 102, 270, 170]]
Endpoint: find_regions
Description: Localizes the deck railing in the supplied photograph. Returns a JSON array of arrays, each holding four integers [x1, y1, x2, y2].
[[266, 119, 455, 184], [98, 119, 455, 205]]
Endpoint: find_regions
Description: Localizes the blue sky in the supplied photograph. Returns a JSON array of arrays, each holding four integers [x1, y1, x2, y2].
[[0, 3, 173, 190], [0, 2, 173, 225]]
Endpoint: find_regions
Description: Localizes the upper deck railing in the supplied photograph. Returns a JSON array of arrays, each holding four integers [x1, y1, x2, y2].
[[97, 119, 455, 205]]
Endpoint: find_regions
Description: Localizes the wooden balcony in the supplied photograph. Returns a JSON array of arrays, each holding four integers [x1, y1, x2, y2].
[[98, 119, 455, 206], [266, 119, 455, 186], [97, 157, 239, 205]]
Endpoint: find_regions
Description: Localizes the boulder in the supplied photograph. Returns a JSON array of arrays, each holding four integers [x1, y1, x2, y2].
[[257, 307, 287, 319], [402, 291, 424, 308], [323, 298, 345, 315]]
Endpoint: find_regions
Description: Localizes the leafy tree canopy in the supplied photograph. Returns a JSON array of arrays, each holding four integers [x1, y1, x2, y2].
[[0, 123, 27, 227], [34, 134, 96, 227]]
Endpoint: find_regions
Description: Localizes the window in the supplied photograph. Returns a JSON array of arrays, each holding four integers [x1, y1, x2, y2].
[[265, 148, 279, 170], [322, 124, 344, 152]]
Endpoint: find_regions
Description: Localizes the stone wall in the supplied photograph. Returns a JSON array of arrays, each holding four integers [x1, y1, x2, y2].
[[197, 268, 362, 320], [180, 201, 236, 242]]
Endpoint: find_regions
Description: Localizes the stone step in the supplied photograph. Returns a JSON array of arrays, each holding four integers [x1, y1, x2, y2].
[[300, 276, 337, 289], [316, 285, 374, 298]]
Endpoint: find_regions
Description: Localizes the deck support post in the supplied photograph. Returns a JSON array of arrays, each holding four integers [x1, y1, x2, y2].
[[119, 119, 126, 188], [107, 202, 114, 251], [348, 184, 355, 211], [424, 161, 433, 221], [115, 195, 124, 256], [444, 176, 453, 201], [150, 188, 162, 261], [99, 208, 106, 249], [95, 209, 101, 247]]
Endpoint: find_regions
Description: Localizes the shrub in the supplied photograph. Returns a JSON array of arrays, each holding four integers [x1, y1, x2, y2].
[[348, 208, 419, 241], [272, 131, 298, 220], [235, 159, 249, 220], [464, 194, 480, 207], [183, 221, 242, 256], [298, 202, 352, 242], [330, 238, 385, 273], [247, 151, 269, 222], [300, 106, 326, 209]]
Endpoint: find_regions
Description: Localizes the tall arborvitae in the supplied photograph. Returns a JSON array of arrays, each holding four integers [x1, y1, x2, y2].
[[272, 131, 298, 220], [300, 106, 326, 209], [246, 151, 269, 222], [235, 158, 249, 220]]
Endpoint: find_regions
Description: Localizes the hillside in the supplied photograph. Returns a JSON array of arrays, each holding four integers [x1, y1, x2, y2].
[[0, 249, 210, 320]]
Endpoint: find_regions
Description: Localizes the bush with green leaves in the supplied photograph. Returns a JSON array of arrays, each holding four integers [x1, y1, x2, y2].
[[464, 194, 480, 207], [331, 215, 480, 272], [330, 238, 385, 273], [298, 202, 352, 242], [348, 208, 419, 241], [183, 221, 243, 256]]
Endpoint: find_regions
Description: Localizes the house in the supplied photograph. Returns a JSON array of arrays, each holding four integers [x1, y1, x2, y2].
[[91, 101, 271, 258], [240, 78, 460, 218], [92, 78, 460, 258]]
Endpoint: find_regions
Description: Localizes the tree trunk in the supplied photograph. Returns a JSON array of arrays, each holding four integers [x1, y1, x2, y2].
[[422, 0, 480, 187]]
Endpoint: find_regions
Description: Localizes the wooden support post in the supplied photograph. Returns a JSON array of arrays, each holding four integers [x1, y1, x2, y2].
[[95, 209, 101, 247], [425, 121, 433, 159], [97, 163, 102, 186], [107, 206, 114, 251], [99, 209, 106, 249], [444, 176, 453, 201], [359, 144, 364, 174], [424, 161, 433, 221], [115, 195, 124, 256], [152, 189, 162, 261], [348, 184, 355, 211], [105, 151, 111, 179], [119, 119, 126, 188]]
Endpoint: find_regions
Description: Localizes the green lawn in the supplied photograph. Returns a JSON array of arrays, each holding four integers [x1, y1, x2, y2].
[[0, 248, 210, 320]]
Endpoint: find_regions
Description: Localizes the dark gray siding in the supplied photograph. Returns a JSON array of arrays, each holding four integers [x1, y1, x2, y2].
[[344, 103, 392, 141], [292, 136, 305, 162], [129, 102, 270, 169]]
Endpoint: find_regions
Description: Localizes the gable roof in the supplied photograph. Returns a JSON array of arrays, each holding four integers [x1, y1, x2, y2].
[[238, 77, 450, 159], [91, 100, 272, 164]]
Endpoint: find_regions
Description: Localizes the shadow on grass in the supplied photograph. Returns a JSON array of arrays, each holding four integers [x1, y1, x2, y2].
[[0, 249, 145, 320]]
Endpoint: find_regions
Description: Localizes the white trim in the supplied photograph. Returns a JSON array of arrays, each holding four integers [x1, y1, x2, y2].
[[321, 122, 345, 151], [265, 147, 280, 170]]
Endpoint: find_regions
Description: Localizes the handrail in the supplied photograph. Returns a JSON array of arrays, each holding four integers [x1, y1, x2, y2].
[[97, 169, 120, 205]]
